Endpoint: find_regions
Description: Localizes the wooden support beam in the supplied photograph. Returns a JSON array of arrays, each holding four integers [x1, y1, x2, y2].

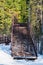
[[13, 56, 37, 60]]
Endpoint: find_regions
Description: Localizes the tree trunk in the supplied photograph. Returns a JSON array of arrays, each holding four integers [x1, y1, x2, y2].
[[40, 0, 43, 54]]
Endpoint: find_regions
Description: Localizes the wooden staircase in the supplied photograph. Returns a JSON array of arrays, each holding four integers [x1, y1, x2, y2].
[[11, 23, 37, 60]]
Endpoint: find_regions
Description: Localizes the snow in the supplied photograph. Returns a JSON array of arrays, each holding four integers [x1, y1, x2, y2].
[[0, 44, 11, 54], [0, 44, 43, 65], [0, 44, 14, 65]]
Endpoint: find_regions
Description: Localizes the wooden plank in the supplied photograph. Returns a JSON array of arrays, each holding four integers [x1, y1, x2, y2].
[[13, 56, 37, 60]]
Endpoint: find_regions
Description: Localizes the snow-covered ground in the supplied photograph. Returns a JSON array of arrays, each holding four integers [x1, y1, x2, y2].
[[0, 44, 43, 65]]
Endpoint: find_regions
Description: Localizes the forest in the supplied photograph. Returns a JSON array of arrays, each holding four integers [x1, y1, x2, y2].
[[0, 0, 42, 40], [0, 0, 29, 34], [0, 0, 43, 65], [0, 0, 43, 60]]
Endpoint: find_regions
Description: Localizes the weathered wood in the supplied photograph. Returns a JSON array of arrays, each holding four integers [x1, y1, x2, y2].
[[11, 16, 37, 59], [13, 56, 37, 60]]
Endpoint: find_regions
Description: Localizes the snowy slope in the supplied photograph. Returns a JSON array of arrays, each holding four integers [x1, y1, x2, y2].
[[0, 44, 43, 65]]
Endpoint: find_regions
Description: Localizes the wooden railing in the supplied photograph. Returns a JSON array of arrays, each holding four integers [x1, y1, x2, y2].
[[11, 22, 37, 59]]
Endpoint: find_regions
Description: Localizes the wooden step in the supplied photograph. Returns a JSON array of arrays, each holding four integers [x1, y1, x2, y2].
[[13, 56, 37, 60]]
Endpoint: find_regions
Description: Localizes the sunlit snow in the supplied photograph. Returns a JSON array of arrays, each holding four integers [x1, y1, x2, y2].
[[0, 44, 43, 65]]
